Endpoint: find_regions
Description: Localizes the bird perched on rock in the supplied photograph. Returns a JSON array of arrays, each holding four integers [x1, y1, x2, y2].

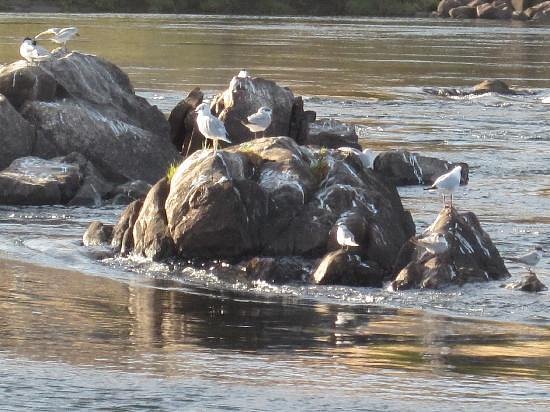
[[35, 27, 79, 50], [412, 233, 448, 255], [195, 103, 231, 156], [424, 165, 462, 208], [242, 107, 272, 138], [506, 246, 544, 273], [336, 223, 359, 250], [19, 37, 51, 64]]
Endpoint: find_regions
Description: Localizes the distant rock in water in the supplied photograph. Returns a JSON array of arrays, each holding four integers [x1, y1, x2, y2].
[[423, 79, 532, 98], [0, 50, 179, 185], [390, 207, 510, 290], [97, 137, 415, 285], [504, 272, 547, 292], [374, 150, 469, 186], [305, 118, 361, 150]]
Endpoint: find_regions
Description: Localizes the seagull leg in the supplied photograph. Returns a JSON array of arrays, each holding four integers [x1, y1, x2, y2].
[[450, 194, 453, 209]]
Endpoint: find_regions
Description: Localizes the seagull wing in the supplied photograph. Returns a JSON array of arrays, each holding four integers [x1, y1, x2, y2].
[[199, 115, 231, 143], [247, 111, 270, 127], [35, 28, 59, 39]]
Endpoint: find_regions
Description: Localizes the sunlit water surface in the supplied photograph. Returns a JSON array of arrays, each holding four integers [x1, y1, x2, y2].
[[0, 14, 549, 410]]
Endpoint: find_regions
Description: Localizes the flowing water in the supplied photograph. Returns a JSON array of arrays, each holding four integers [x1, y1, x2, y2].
[[0, 13, 549, 410]]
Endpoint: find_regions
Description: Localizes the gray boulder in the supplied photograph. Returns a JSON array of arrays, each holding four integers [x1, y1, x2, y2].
[[83, 221, 114, 246], [312, 249, 384, 287], [305, 119, 361, 150], [0, 51, 179, 184], [373, 150, 469, 186], [0, 156, 81, 205], [105, 136, 414, 278], [390, 207, 510, 290], [0, 94, 35, 170], [438, 0, 470, 16]]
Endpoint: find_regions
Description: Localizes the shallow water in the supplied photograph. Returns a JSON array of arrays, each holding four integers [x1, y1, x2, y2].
[[0, 13, 549, 410]]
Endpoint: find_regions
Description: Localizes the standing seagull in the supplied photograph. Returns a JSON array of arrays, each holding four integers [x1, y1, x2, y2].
[[35, 27, 79, 50], [412, 233, 448, 255], [506, 246, 544, 273], [19, 37, 51, 65], [336, 223, 359, 250], [195, 103, 231, 156], [241, 107, 272, 138], [424, 165, 462, 208]]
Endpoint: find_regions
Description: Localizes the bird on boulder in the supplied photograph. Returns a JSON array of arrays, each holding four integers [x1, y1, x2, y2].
[[412, 233, 449, 255], [336, 223, 360, 251], [19, 37, 51, 65], [195, 103, 231, 156], [506, 246, 544, 273], [242, 106, 272, 138], [424, 165, 462, 208], [35, 27, 79, 51]]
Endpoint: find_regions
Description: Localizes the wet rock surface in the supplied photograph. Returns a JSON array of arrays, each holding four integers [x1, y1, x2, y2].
[[83, 221, 114, 247], [373, 150, 469, 186], [0, 94, 35, 170], [305, 119, 361, 150], [391, 207, 510, 290]]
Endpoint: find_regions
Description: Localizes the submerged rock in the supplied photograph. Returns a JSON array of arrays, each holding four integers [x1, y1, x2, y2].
[[373, 150, 469, 186], [243, 256, 311, 284], [103, 137, 414, 276], [391, 207, 510, 290], [0, 51, 179, 184], [504, 272, 547, 292], [83, 221, 114, 247], [423, 79, 531, 97]]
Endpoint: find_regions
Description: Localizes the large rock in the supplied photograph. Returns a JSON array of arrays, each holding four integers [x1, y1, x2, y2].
[[477, 3, 514, 18], [373, 150, 469, 186], [211, 76, 310, 146], [0, 94, 35, 170], [111, 199, 143, 256], [0, 156, 81, 205], [0, 51, 179, 183], [390, 207, 510, 290], [525, 1, 550, 18], [107, 137, 414, 277], [449, 5, 478, 17]]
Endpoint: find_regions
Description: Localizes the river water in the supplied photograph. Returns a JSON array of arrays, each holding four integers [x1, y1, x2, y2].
[[0, 13, 549, 410]]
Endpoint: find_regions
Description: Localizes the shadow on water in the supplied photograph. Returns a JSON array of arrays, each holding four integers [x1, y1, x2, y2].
[[1, 258, 549, 381]]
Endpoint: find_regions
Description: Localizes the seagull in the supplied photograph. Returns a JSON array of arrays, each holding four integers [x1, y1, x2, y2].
[[195, 103, 231, 156], [241, 107, 272, 138], [542, 96, 550, 104], [336, 224, 359, 250], [35, 27, 79, 50], [424, 165, 462, 208], [412, 233, 448, 255], [506, 246, 544, 273], [19, 37, 51, 65], [229, 69, 254, 93]]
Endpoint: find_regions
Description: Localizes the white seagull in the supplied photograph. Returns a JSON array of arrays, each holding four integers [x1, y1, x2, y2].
[[195, 103, 231, 156], [229, 69, 254, 93], [506, 246, 544, 273], [35, 27, 79, 50], [19, 37, 51, 65], [242, 106, 272, 138], [336, 224, 359, 250], [412, 233, 448, 255], [424, 165, 462, 208]]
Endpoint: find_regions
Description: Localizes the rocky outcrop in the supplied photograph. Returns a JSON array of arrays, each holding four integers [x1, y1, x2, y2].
[[0, 94, 34, 170], [390, 207, 510, 290], [0, 156, 81, 205], [0, 51, 179, 184], [504, 272, 547, 292], [111, 199, 143, 256], [305, 119, 361, 150], [373, 150, 469, 186], [437, 0, 550, 20], [168, 87, 203, 155], [104, 137, 414, 275]]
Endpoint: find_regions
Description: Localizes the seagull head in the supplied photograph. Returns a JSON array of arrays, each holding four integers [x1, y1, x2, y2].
[[22, 37, 33, 45], [237, 69, 249, 78], [535, 246, 544, 253], [258, 107, 272, 114]]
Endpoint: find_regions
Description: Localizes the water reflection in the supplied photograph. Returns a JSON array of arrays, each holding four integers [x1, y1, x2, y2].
[[1, 258, 548, 380]]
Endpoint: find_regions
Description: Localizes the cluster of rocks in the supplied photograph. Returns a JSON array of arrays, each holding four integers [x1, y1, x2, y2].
[[0, 50, 179, 206], [436, 0, 550, 21], [423, 79, 531, 98]]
